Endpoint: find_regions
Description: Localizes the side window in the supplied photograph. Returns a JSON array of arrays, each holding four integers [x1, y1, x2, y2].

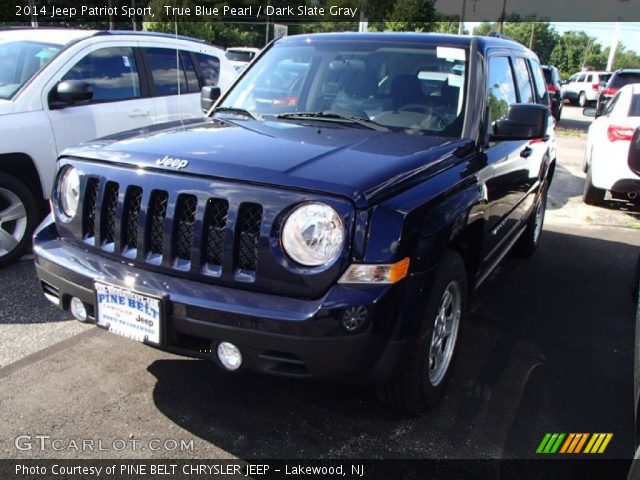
[[62, 47, 140, 102], [586, 74, 593, 83], [576, 73, 586, 83], [605, 93, 621, 116], [180, 51, 200, 92], [195, 53, 220, 86], [528, 58, 547, 102], [487, 56, 517, 131], [513, 57, 534, 103], [145, 48, 188, 96]]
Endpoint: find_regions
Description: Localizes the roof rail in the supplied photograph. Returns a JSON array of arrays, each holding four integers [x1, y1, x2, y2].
[[486, 31, 516, 42], [91, 30, 207, 44]]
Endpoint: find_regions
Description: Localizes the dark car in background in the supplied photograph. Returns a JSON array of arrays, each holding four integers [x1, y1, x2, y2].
[[597, 69, 640, 115], [542, 65, 563, 120]]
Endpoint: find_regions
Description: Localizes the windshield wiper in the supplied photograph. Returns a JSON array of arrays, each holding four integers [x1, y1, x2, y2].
[[277, 112, 388, 132], [212, 107, 258, 120]]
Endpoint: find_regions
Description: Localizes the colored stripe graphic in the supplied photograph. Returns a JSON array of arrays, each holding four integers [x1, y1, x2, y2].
[[537, 433, 613, 454]]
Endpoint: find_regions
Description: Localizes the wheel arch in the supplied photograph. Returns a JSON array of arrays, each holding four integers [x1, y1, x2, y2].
[[0, 153, 46, 208]]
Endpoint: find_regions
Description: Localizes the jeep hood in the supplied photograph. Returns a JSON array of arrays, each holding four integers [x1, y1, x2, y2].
[[62, 117, 473, 208]]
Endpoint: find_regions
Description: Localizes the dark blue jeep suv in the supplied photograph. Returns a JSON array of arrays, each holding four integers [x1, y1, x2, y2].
[[34, 33, 555, 414]]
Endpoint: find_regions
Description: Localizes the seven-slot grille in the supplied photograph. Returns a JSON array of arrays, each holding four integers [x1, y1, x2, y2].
[[81, 178, 263, 277]]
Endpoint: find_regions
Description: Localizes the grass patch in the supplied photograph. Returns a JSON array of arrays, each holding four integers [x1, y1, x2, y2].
[[556, 127, 586, 138]]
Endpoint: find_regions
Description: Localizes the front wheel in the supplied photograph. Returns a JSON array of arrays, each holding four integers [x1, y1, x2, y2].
[[514, 184, 547, 257], [376, 250, 467, 415], [0, 173, 40, 267], [578, 92, 587, 108]]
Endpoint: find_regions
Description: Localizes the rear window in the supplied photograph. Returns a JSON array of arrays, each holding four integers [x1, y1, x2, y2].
[[599, 73, 612, 84], [542, 68, 552, 84], [609, 72, 640, 89], [630, 94, 640, 117], [226, 50, 255, 62]]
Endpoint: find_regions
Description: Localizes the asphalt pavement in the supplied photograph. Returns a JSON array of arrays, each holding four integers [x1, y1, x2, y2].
[[0, 110, 639, 462]]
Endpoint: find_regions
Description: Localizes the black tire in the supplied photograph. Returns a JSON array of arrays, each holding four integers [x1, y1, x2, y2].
[[376, 250, 467, 415], [578, 92, 587, 108], [514, 184, 547, 258], [0, 173, 40, 267], [554, 104, 562, 121], [583, 168, 605, 206]]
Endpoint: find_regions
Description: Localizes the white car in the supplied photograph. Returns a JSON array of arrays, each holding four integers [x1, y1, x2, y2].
[[583, 83, 640, 205], [563, 71, 611, 107], [225, 47, 261, 71], [0, 28, 236, 265]]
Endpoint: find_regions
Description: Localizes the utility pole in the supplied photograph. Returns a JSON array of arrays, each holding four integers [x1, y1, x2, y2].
[[131, 0, 137, 30], [358, 0, 368, 32], [498, 0, 507, 33], [28, 0, 38, 27], [458, 0, 466, 35], [265, 0, 271, 45], [108, 0, 115, 30], [606, 22, 620, 71], [529, 23, 535, 49]]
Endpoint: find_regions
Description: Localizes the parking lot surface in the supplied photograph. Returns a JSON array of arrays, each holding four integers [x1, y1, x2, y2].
[[1, 107, 639, 460]]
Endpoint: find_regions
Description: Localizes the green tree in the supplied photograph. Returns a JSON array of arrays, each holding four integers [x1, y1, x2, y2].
[[550, 31, 598, 77], [384, 0, 436, 31]]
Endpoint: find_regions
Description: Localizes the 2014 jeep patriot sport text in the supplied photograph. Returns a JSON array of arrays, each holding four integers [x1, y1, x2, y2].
[[34, 33, 556, 414]]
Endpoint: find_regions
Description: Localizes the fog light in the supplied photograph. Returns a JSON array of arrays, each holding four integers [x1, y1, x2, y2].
[[217, 342, 242, 371], [69, 297, 88, 322], [342, 306, 369, 332]]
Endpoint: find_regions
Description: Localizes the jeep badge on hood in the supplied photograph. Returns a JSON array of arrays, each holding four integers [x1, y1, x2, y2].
[[156, 155, 189, 170]]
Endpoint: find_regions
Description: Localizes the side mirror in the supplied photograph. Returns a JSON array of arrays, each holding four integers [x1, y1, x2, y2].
[[561, 80, 568, 85], [56, 80, 93, 103], [583, 107, 597, 118], [201, 86, 221, 114], [490, 104, 549, 141]]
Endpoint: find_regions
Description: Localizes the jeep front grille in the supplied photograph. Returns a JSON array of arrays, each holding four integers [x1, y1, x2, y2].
[[236, 203, 263, 272], [174, 194, 197, 261], [123, 186, 142, 249], [82, 181, 263, 278], [83, 178, 100, 239], [101, 182, 119, 246], [147, 190, 168, 256], [202, 198, 229, 267]]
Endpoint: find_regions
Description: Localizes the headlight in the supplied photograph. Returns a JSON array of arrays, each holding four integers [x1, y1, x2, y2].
[[282, 203, 344, 267], [57, 166, 80, 218]]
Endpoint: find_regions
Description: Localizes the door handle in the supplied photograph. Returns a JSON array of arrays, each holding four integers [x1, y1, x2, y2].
[[520, 146, 533, 158], [128, 109, 151, 117]]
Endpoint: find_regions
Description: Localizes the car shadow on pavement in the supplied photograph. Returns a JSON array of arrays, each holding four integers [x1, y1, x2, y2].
[[0, 259, 71, 324], [547, 163, 585, 210], [147, 228, 638, 460]]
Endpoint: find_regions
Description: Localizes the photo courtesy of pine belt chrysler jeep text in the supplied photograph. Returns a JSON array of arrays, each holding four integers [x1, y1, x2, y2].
[[34, 33, 556, 414]]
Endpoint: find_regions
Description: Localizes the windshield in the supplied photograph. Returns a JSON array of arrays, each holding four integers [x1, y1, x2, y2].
[[219, 38, 468, 137], [0, 40, 62, 99]]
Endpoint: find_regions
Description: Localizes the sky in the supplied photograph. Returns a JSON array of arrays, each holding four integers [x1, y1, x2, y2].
[[464, 22, 640, 54]]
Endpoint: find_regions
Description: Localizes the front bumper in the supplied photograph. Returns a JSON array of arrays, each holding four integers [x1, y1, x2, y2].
[[33, 216, 414, 383]]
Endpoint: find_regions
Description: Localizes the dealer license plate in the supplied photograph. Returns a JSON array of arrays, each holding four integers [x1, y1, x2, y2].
[[95, 282, 161, 345]]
